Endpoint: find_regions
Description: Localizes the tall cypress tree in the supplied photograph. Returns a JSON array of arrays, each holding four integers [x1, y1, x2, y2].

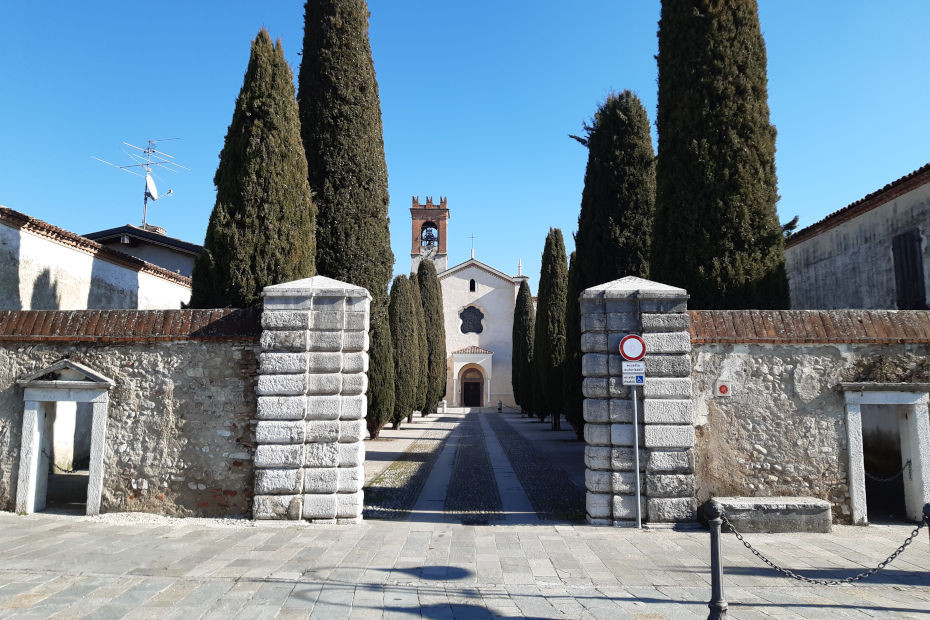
[[410, 275, 429, 420], [417, 260, 447, 416], [533, 228, 568, 428], [512, 279, 535, 415], [389, 276, 417, 429], [191, 29, 315, 308], [563, 251, 584, 439], [651, 0, 788, 309], [367, 314, 394, 438], [298, 0, 395, 415], [574, 91, 655, 286]]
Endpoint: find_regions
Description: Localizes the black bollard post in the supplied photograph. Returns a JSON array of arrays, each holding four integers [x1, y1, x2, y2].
[[924, 504, 930, 547], [706, 500, 728, 620]]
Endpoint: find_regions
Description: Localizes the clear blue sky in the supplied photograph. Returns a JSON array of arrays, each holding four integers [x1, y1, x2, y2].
[[2, 1, 928, 293]]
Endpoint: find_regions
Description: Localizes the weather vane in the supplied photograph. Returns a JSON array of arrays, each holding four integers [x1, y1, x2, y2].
[[92, 138, 189, 229]]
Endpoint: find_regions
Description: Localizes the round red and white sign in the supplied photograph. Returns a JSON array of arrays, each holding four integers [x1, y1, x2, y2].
[[619, 334, 646, 361]]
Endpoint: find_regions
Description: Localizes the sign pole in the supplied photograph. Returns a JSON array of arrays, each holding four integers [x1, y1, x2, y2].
[[632, 384, 641, 529]]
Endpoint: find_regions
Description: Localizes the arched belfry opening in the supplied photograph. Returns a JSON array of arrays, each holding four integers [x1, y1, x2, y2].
[[410, 196, 450, 274]]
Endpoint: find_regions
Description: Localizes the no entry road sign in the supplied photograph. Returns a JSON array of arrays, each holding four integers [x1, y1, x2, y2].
[[619, 334, 646, 361]]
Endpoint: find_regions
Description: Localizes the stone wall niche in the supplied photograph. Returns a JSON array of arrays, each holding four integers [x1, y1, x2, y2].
[[15, 359, 113, 515], [580, 276, 695, 526], [255, 276, 371, 523]]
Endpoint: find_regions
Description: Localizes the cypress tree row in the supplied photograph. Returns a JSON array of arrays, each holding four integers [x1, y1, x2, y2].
[[417, 260, 447, 416], [563, 251, 584, 439], [651, 0, 789, 309], [410, 275, 429, 420], [573, 91, 655, 286], [388, 276, 417, 429], [367, 314, 395, 438], [533, 228, 568, 428], [512, 280, 535, 417], [191, 29, 315, 308], [298, 0, 395, 416]]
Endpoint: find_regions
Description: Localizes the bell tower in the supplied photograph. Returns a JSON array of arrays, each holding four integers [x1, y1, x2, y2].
[[410, 196, 450, 274]]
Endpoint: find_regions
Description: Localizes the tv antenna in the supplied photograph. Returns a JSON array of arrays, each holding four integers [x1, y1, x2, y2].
[[92, 138, 189, 229]]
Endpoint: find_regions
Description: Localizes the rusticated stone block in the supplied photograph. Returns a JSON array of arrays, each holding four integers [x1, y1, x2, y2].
[[604, 299, 636, 314], [643, 332, 691, 354], [306, 330, 343, 352], [256, 374, 308, 397], [641, 313, 690, 332], [307, 352, 343, 373], [644, 425, 694, 449], [582, 378, 608, 398], [260, 330, 308, 352], [257, 396, 305, 420], [342, 330, 369, 352], [310, 310, 345, 330], [254, 445, 303, 469], [306, 395, 341, 420], [339, 420, 366, 443], [340, 395, 367, 420], [646, 449, 693, 474], [255, 421, 305, 445], [584, 423, 610, 446], [304, 420, 340, 443], [336, 492, 364, 519], [345, 311, 369, 331], [254, 468, 303, 495], [611, 471, 641, 494], [586, 492, 611, 519], [580, 297, 605, 314], [585, 470, 611, 493], [608, 378, 631, 398], [643, 378, 691, 399], [612, 494, 646, 520], [581, 332, 608, 353], [306, 373, 341, 395], [611, 447, 643, 472], [610, 423, 635, 447], [253, 494, 302, 520], [338, 442, 365, 467], [338, 467, 364, 493], [304, 442, 339, 468], [644, 354, 691, 377], [341, 373, 368, 396], [303, 468, 338, 493], [261, 311, 311, 331], [582, 354, 609, 377], [606, 313, 638, 331], [647, 497, 696, 522], [303, 493, 337, 520], [646, 474, 694, 498], [259, 352, 308, 375], [343, 352, 369, 374], [639, 298, 687, 314], [609, 399, 632, 423], [581, 313, 607, 331], [584, 446, 611, 471], [582, 399, 609, 423], [643, 399, 693, 424]]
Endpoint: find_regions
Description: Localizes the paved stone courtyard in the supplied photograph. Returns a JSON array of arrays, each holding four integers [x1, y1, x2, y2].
[[1, 409, 929, 618]]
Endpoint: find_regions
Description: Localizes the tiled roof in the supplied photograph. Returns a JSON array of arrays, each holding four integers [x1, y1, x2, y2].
[[0, 206, 192, 287], [689, 310, 930, 344], [0, 309, 260, 343], [452, 345, 493, 355], [786, 163, 930, 248], [84, 224, 203, 255]]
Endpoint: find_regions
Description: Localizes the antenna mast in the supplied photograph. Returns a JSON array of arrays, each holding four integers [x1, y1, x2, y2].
[[92, 138, 189, 228]]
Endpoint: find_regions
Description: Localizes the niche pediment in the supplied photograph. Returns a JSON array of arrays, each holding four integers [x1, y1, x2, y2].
[[17, 359, 114, 388]]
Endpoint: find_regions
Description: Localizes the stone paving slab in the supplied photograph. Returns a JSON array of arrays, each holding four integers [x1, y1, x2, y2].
[[0, 511, 928, 618]]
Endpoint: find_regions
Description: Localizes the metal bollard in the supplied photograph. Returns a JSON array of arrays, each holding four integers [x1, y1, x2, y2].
[[706, 500, 728, 620], [925, 504, 930, 547], [498, 400, 502, 412]]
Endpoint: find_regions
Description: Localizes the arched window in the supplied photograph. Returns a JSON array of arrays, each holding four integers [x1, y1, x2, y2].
[[469, 279, 476, 292]]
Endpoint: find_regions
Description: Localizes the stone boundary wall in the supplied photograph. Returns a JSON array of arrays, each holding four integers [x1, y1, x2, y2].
[[0, 309, 259, 516], [689, 308, 930, 524]]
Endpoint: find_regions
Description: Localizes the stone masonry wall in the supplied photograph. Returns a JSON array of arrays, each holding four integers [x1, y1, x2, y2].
[[0, 339, 258, 516], [581, 277, 696, 526]]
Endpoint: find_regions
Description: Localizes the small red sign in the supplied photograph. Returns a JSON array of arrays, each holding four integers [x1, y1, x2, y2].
[[619, 334, 646, 361]]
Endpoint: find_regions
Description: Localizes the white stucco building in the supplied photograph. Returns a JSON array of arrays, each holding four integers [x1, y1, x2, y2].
[[0, 206, 192, 310], [410, 197, 527, 407]]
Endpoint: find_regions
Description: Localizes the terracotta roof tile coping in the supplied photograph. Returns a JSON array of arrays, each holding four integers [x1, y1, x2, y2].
[[689, 309, 930, 344], [0, 309, 260, 343], [453, 346, 494, 355]]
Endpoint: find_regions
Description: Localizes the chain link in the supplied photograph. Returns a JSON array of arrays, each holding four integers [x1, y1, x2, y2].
[[720, 512, 928, 586], [865, 460, 911, 483]]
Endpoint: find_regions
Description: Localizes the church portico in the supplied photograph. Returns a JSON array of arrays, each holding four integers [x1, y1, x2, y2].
[[452, 353, 492, 407]]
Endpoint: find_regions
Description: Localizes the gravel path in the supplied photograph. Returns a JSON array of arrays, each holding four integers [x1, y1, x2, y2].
[[362, 416, 455, 520], [443, 410, 502, 523], [485, 411, 586, 522]]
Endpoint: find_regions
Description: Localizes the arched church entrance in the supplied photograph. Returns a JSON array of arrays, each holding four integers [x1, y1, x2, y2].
[[460, 366, 484, 407]]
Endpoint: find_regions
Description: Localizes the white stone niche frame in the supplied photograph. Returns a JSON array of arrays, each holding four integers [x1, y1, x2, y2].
[[840, 383, 930, 525], [15, 359, 114, 515]]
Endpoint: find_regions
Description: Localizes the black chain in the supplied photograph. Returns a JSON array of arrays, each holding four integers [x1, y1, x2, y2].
[[720, 512, 928, 585], [865, 460, 911, 483], [41, 449, 81, 474]]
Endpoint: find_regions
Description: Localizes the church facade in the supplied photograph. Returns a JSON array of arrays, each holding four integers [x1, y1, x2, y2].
[[410, 197, 527, 407]]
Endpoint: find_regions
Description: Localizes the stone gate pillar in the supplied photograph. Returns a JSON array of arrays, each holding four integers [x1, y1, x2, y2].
[[580, 276, 695, 526], [253, 276, 370, 523]]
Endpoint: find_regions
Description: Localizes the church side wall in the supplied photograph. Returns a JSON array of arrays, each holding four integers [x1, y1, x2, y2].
[[785, 181, 930, 309], [0, 310, 259, 517], [440, 266, 517, 406]]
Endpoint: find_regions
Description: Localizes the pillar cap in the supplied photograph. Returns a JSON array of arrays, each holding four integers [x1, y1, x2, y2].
[[262, 276, 371, 300], [581, 276, 688, 301]]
